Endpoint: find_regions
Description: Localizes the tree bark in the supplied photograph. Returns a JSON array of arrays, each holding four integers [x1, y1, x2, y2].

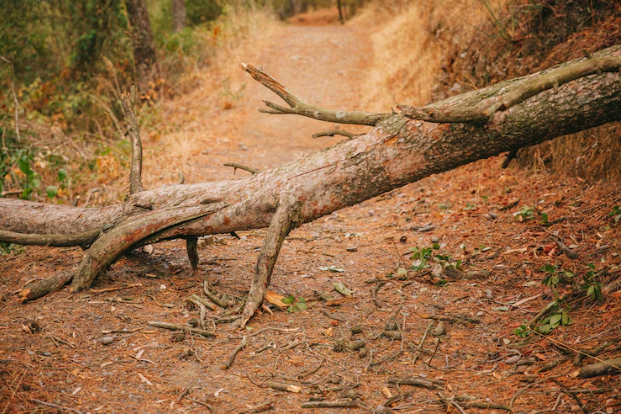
[[125, 0, 160, 93], [1, 47, 619, 325], [172, 0, 186, 32]]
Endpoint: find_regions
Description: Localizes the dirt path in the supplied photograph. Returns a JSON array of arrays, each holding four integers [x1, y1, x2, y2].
[[1, 19, 620, 414], [144, 23, 372, 186]]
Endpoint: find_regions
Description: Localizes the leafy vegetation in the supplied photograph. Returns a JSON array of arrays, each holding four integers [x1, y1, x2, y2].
[[282, 295, 308, 313]]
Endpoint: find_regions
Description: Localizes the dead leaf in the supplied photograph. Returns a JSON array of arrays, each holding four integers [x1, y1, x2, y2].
[[265, 291, 287, 310], [333, 282, 352, 296]]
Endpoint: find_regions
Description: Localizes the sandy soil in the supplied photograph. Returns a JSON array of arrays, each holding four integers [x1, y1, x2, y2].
[[1, 18, 620, 414]]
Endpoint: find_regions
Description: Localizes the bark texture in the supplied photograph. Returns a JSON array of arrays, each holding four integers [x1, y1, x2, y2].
[[125, 0, 160, 92], [1, 47, 620, 323]]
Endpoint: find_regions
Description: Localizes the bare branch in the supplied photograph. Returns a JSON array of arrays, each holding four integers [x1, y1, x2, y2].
[[223, 162, 260, 175], [312, 129, 358, 139], [121, 86, 144, 194], [399, 55, 621, 124], [241, 63, 391, 126]]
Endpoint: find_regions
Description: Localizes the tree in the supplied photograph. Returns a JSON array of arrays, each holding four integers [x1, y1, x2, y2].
[[172, 0, 186, 32], [125, 0, 160, 93], [1, 46, 619, 328]]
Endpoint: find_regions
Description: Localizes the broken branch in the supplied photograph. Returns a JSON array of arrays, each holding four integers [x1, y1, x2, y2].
[[241, 63, 391, 126]]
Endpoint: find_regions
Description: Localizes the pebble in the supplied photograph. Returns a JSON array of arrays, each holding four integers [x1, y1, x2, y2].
[[346, 246, 358, 252], [101, 336, 114, 345], [431, 236, 439, 243]]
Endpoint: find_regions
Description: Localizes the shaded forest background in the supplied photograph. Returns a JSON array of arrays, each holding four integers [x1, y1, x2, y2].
[[0, 0, 619, 225]]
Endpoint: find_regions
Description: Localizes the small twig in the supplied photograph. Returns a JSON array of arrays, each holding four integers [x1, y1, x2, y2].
[[550, 379, 589, 414], [147, 321, 215, 337], [297, 358, 325, 379], [223, 163, 259, 175], [312, 129, 357, 139], [31, 399, 82, 413], [388, 376, 443, 390], [420, 314, 480, 325], [90, 283, 142, 294], [413, 321, 434, 365], [437, 393, 467, 414], [184, 396, 213, 411], [427, 337, 440, 365], [301, 400, 358, 408], [188, 294, 216, 311], [224, 335, 248, 369], [203, 281, 235, 308]]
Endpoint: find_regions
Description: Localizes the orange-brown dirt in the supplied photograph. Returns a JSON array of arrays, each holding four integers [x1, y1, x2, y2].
[[1, 15, 620, 414]]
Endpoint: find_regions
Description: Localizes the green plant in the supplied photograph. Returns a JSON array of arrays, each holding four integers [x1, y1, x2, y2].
[[537, 303, 572, 334], [282, 296, 308, 313], [409, 243, 462, 272], [46, 168, 69, 199], [540, 212, 549, 225], [581, 263, 604, 301], [513, 206, 535, 222], [609, 206, 621, 224], [513, 324, 532, 338], [0, 148, 41, 200]]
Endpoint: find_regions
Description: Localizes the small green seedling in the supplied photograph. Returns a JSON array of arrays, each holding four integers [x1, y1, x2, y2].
[[282, 296, 308, 313]]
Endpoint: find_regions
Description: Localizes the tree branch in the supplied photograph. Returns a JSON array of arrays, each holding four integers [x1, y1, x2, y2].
[[121, 87, 144, 194], [238, 200, 303, 328], [312, 129, 358, 139], [241, 63, 391, 126], [399, 55, 621, 123], [223, 163, 260, 175]]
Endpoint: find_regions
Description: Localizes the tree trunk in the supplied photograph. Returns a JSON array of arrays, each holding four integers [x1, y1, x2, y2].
[[172, 0, 186, 32], [1, 46, 619, 326], [125, 0, 160, 93]]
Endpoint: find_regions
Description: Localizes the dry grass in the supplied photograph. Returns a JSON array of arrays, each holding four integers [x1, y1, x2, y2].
[[357, 0, 497, 111]]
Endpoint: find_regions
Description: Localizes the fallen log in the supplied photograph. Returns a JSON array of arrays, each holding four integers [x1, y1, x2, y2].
[[1, 47, 620, 328]]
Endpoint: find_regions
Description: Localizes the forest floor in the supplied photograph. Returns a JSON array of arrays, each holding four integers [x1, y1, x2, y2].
[[1, 14, 621, 414]]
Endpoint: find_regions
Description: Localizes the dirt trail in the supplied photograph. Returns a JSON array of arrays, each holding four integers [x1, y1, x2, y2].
[[1, 18, 620, 414], [235, 25, 372, 171], [146, 24, 373, 186]]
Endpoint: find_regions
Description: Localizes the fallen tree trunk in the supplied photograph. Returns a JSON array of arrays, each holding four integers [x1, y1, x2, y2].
[[1, 46, 620, 327]]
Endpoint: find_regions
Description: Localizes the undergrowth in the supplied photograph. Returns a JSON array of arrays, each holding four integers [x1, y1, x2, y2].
[[0, 4, 277, 205]]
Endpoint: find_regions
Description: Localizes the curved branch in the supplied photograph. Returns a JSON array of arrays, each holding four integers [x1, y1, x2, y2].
[[70, 203, 225, 292], [241, 63, 391, 126]]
